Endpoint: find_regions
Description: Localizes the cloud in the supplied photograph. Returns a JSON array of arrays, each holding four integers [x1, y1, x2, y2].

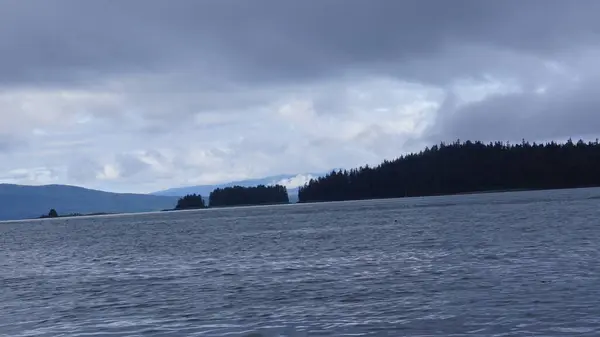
[[275, 174, 320, 190], [1, 1, 600, 192], [0, 134, 24, 153], [425, 62, 600, 144], [0, 167, 59, 185], [2, 0, 598, 88], [66, 157, 103, 184]]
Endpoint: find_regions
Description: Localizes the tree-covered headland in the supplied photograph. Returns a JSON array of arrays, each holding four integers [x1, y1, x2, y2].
[[298, 139, 600, 203]]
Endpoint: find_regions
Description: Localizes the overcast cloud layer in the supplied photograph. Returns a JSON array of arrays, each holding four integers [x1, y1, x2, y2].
[[1, 0, 600, 193]]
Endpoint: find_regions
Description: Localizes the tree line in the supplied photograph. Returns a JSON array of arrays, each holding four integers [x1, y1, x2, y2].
[[298, 139, 600, 203], [209, 184, 289, 207], [174, 184, 289, 209]]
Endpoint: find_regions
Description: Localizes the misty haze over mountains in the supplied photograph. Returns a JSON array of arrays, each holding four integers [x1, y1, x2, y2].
[[152, 172, 325, 196]]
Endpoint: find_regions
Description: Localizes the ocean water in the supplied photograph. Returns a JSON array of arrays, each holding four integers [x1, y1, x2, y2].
[[2, 188, 600, 336]]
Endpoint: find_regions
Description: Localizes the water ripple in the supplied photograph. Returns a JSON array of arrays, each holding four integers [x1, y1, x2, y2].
[[2, 189, 600, 336]]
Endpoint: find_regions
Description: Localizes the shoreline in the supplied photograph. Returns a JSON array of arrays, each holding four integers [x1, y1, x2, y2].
[[38, 212, 117, 219], [5, 185, 600, 223], [165, 201, 291, 211]]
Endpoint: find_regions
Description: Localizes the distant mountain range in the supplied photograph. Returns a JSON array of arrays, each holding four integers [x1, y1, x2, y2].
[[151, 172, 327, 202], [0, 172, 329, 221], [0, 184, 178, 221]]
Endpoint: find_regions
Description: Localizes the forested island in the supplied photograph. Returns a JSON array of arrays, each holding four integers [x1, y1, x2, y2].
[[298, 139, 600, 203], [209, 184, 289, 207], [173, 184, 289, 210], [174, 193, 206, 210]]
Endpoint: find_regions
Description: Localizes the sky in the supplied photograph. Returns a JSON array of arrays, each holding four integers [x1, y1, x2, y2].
[[1, 0, 600, 193]]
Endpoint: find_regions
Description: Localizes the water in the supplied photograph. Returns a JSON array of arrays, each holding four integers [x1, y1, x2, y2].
[[2, 188, 600, 336]]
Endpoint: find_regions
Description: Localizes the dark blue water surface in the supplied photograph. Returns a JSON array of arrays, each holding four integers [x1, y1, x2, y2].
[[2, 188, 600, 336]]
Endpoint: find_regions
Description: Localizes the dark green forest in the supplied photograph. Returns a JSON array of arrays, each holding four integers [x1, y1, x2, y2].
[[209, 184, 289, 207], [175, 193, 207, 209], [298, 139, 600, 203]]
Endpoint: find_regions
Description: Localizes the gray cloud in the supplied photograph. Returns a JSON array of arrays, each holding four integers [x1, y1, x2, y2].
[[115, 153, 151, 178], [0, 134, 26, 153], [426, 74, 600, 144], [67, 158, 101, 184], [0, 136, 16, 152], [1, 1, 600, 192], [2, 0, 600, 89]]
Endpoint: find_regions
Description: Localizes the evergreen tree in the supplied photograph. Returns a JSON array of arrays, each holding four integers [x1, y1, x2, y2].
[[48, 209, 58, 218], [298, 139, 600, 202]]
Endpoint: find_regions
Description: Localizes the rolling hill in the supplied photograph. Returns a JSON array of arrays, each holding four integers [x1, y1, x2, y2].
[[0, 184, 179, 221]]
